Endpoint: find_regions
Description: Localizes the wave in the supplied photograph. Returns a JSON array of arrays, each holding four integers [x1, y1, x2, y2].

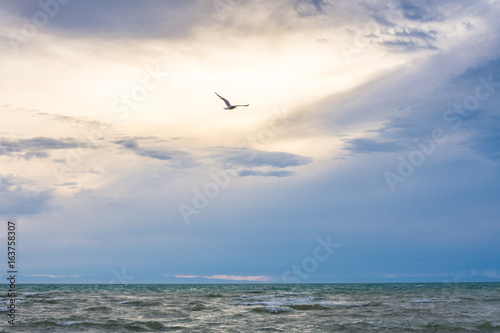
[[187, 301, 207, 311], [230, 295, 370, 310], [22, 292, 49, 296], [409, 298, 464, 303], [56, 321, 85, 326], [477, 321, 500, 329], [123, 321, 169, 331], [85, 306, 112, 312], [230, 295, 316, 306], [289, 304, 330, 310], [330, 301, 371, 307], [242, 290, 266, 294], [32, 319, 176, 331], [37, 298, 61, 304], [278, 292, 315, 296], [251, 306, 292, 314], [119, 300, 162, 306]]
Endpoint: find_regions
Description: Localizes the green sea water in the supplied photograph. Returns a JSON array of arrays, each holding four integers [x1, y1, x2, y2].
[[1, 283, 499, 332]]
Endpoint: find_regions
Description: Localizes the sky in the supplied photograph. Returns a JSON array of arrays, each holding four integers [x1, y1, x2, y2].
[[0, 0, 499, 284]]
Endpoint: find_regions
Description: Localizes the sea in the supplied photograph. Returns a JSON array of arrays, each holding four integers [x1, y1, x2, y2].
[[1, 283, 499, 332]]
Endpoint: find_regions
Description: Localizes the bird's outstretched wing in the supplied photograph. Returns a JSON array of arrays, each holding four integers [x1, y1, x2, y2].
[[233, 104, 249, 107], [215, 92, 231, 107]]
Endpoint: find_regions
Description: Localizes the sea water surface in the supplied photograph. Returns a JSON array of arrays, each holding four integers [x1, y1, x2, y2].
[[1, 283, 500, 332]]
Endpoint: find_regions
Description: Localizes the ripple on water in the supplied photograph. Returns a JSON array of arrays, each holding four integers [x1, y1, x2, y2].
[[251, 306, 292, 314]]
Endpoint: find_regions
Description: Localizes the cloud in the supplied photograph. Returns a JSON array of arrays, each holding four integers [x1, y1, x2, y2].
[[0, 137, 86, 160], [168, 274, 272, 282], [398, 0, 443, 22], [114, 137, 198, 167], [115, 138, 172, 160], [0, 174, 52, 214], [211, 147, 311, 177], [395, 28, 437, 41], [206, 275, 271, 282], [293, 0, 335, 17], [0, 0, 499, 284], [469, 270, 500, 279], [24, 274, 82, 278], [216, 147, 312, 169], [341, 56, 500, 159], [362, 1, 484, 53], [381, 28, 439, 52], [381, 39, 438, 52], [1, 0, 206, 38], [237, 169, 295, 177], [343, 138, 406, 154], [35, 112, 106, 128], [467, 117, 500, 161], [368, 0, 446, 25]]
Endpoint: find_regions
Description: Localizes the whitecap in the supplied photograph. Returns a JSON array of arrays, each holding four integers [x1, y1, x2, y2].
[[1, 299, 24, 304], [22, 292, 48, 296], [265, 306, 292, 313], [230, 296, 369, 308], [410, 298, 437, 303], [56, 321, 84, 326], [328, 301, 370, 307], [409, 298, 463, 303], [279, 292, 314, 295], [230, 296, 316, 306]]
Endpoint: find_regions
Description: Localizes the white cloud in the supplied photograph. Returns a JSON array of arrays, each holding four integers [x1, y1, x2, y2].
[[166, 274, 272, 282]]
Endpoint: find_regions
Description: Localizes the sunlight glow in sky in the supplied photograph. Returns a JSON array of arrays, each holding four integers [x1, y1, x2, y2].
[[1, 0, 499, 283]]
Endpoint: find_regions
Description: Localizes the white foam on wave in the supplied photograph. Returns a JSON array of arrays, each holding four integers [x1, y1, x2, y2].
[[265, 306, 292, 313], [410, 298, 463, 303], [230, 296, 316, 306], [22, 292, 48, 296], [230, 295, 369, 308], [56, 321, 84, 326], [278, 292, 315, 296], [0, 307, 9, 312], [1, 299, 24, 304], [329, 301, 371, 307]]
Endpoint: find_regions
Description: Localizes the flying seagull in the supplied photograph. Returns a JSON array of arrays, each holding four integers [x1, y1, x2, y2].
[[215, 92, 249, 110]]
